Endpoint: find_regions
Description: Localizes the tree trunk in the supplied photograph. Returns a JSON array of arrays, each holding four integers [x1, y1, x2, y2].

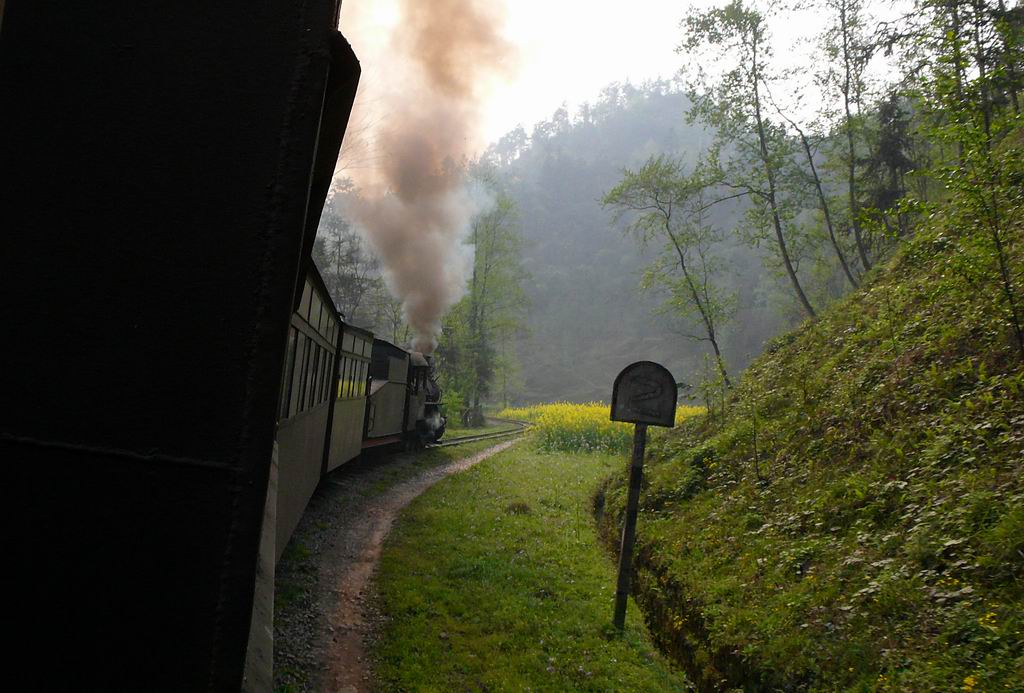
[[663, 219, 733, 388], [752, 36, 816, 318], [794, 124, 859, 288], [840, 0, 872, 272]]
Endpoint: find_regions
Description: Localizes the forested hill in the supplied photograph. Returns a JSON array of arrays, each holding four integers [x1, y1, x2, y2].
[[484, 82, 789, 404], [598, 136, 1024, 689]]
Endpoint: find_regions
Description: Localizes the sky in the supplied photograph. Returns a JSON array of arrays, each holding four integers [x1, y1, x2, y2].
[[340, 1, 706, 149], [474, 0, 699, 144], [339, 0, 905, 155]]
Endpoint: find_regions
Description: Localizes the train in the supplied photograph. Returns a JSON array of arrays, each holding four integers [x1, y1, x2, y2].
[[274, 264, 447, 560], [4, 1, 398, 689]]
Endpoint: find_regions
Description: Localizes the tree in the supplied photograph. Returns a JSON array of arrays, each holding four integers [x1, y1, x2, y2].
[[604, 155, 736, 387], [769, 97, 861, 289], [313, 180, 381, 325], [821, 0, 875, 271], [859, 92, 917, 239], [919, 0, 1024, 358], [679, 0, 818, 318], [437, 174, 527, 425]]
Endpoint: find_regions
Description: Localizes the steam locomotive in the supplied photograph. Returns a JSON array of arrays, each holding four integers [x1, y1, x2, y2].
[[275, 263, 447, 559]]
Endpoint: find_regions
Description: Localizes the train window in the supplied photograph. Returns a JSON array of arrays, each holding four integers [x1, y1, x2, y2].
[[318, 349, 327, 404], [340, 333, 353, 354], [310, 292, 321, 330], [358, 361, 366, 396], [316, 348, 323, 405], [322, 350, 331, 403], [298, 343, 310, 412], [292, 336, 310, 415], [279, 327, 298, 420], [314, 349, 324, 404], [311, 345, 323, 409], [336, 356, 346, 400], [299, 281, 312, 322], [347, 359, 356, 398], [303, 340, 316, 412], [324, 350, 333, 403]]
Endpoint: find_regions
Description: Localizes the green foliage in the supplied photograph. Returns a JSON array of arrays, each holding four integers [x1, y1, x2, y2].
[[436, 172, 527, 424], [604, 155, 737, 387], [374, 446, 688, 691], [599, 190, 1024, 688], [679, 0, 819, 318]]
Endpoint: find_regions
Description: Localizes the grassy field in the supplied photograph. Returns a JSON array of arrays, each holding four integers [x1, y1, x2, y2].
[[374, 443, 689, 691]]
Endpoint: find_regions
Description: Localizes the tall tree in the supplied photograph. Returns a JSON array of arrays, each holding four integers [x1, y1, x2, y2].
[[769, 97, 861, 289], [822, 0, 875, 271], [314, 180, 381, 325], [438, 175, 527, 424], [679, 0, 818, 318], [604, 155, 736, 386]]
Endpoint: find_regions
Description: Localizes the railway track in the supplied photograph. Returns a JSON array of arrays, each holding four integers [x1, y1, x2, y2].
[[428, 418, 530, 448]]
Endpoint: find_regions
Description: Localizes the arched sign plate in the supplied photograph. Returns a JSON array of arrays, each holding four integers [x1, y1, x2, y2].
[[610, 361, 677, 427]]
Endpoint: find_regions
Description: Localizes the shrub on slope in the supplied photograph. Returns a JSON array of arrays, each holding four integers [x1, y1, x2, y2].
[[600, 210, 1024, 689]]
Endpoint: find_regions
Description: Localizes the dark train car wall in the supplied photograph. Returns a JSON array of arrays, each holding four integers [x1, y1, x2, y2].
[[1, 1, 360, 690]]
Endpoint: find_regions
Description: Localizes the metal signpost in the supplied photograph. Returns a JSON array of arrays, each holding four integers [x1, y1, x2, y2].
[[610, 361, 678, 630]]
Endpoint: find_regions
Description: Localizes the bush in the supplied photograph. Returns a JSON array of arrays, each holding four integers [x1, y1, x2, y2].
[[498, 402, 704, 454]]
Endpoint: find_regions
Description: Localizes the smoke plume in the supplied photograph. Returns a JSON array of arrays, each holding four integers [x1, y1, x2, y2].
[[341, 0, 514, 353]]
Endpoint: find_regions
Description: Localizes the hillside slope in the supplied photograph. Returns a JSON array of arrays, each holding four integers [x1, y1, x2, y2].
[[599, 204, 1024, 689]]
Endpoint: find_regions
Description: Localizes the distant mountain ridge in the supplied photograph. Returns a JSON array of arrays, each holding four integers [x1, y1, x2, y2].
[[486, 81, 791, 403]]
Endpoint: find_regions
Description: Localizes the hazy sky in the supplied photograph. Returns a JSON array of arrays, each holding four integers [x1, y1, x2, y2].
[[476, 0, 698, 143], [341, 1, 709, 149], [340, 0, 902, 154]]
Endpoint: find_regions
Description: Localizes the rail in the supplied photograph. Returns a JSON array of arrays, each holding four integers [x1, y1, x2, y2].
[[427, 418, 530, 448]]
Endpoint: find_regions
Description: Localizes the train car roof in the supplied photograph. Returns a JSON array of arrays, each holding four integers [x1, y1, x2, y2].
[[372, 336, 410, 357], [341, 321, 374, 340], [303, 262, 376, 340]]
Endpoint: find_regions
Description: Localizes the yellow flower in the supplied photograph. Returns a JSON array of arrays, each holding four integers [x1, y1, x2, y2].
[[498, 402, 704, 453]]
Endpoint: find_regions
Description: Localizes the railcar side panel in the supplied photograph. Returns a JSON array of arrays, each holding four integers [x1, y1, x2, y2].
[[275, 272, 339, 560], [366, 381, 409, 439], [326, 325, 373, 472]]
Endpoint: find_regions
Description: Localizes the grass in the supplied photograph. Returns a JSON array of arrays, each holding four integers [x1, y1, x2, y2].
[[273, 438, 507, 693], [599, 215, 1024, 689], [276, 438, 505, 614], [373, 442, 689, 691], [497, 402, 704, 454]]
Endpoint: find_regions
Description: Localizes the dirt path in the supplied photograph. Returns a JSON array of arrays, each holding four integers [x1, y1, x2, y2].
[[274, 440, 518, 692]]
